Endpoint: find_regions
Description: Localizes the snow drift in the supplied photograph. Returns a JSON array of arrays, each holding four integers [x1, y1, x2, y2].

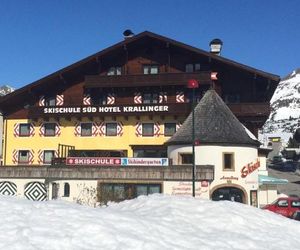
[[0, 194, 299, 250]]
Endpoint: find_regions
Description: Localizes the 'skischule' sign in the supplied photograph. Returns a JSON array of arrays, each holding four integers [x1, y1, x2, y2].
[[66, 157, 169, 166], [66, 157, 122, 166], [43, 105, 169, 114]]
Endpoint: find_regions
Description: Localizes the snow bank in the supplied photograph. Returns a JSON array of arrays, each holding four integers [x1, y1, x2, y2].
[[0, 194, 299, 250]]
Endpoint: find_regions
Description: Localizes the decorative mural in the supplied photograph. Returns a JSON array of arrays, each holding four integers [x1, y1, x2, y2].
[[0, 181, 17, 196], [134, 92, 142, 104], [56, 95, 64, 106], [106, 93, 115, 105], [24, 182, 47, 201], [83, 93, 91, 105], [176, 91, 185, 103], [39, 122, 61, 137], [159, 92, 167, 103], [13, 123, 35, 137], [12, 149, 34, 164]]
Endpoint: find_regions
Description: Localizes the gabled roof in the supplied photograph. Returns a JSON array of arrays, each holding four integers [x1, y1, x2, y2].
[[166, 89, 260, 147], [0, 30, 280, 106]]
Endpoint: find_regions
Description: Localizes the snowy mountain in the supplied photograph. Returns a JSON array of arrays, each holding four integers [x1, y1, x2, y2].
[[0, 85, 15, 96], [261, 69, 300, 144]]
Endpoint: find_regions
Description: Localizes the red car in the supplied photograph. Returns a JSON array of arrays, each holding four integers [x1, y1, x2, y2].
[[263, 197, 300, 218]]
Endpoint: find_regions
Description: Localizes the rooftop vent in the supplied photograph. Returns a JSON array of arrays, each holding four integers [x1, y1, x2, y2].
[[209, 38, 223, 56], [123, 29, 134, 39]]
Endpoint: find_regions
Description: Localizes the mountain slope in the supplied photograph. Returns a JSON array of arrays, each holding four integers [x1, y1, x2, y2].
[[261, 69, 300, 143], [0, 85, 15, 96]]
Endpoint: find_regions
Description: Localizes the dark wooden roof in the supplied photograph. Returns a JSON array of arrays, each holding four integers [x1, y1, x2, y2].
[[0, 31, 280, 107], [166, 89, 260, 147]]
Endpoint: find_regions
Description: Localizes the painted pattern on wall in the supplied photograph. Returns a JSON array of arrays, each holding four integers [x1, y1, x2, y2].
[[13, 123, 35, 137], [176, 91, 185, 103], [0, 181, 17, 196], [24, 182, 47, 201]]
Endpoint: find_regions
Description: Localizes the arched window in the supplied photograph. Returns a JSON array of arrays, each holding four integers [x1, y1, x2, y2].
[[64, 183, 70, 197]]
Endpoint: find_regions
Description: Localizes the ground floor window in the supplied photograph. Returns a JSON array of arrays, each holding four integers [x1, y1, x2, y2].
[[63, 183, 70, 197], [98, 183, 161, 204]]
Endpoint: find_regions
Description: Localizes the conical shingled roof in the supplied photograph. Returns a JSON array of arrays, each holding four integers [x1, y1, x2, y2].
[[166, 90, 260, 147]]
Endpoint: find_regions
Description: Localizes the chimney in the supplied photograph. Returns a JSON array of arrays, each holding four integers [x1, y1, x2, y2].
[[209, 39, 223, 56], [123, 29, 134, 39]]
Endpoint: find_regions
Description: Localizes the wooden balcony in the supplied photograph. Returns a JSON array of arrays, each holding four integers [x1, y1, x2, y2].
[[84, 72, 212, 88], [228, 103, 270, 117]]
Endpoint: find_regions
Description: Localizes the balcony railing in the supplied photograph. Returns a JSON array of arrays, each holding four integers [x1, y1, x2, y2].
[[85, 72, 212, 88], [228, 103, 270, 117]]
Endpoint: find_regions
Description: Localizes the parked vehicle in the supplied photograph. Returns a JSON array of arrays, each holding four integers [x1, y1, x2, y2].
[[292, 211, 300, 221], [262, 197, 300, 218]]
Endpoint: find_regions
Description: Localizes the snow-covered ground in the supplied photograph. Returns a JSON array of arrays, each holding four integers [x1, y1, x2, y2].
[[0, 194, 299, 250]]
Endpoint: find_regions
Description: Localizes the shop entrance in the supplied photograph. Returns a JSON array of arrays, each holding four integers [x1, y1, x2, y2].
[[211, 186, 245, 203]]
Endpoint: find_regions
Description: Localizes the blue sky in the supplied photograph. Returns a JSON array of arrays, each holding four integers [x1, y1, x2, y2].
[[0, 0, 299, 88]]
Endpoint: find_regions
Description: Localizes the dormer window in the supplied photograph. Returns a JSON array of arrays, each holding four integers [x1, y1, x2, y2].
[[107, 66, 122, 76], [185, 63, 201, 73], [143, 65, 159, 74]]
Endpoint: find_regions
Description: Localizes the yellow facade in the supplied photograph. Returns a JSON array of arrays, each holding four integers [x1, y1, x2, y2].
[[3, 115, 184, 165]]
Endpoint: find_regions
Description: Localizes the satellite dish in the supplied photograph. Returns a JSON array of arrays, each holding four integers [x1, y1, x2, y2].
[[123, 29, 134, 38]]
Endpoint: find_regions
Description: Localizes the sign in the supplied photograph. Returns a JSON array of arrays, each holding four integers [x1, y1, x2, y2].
[[121, 158, 168, 166], [43, 105, 169, 114], [66, 157, 168, 166], [220, 176, 238, 181], [241, 160, 260, 178], [66, 157, 121, 166]]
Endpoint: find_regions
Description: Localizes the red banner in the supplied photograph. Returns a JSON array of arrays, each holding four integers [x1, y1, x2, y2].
[[66, 157, 121, 166]]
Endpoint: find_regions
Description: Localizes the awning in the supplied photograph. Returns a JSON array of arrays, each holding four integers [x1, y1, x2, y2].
[[259, 175, 288, 185]]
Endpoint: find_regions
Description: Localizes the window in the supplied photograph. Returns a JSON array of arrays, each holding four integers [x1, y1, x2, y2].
[[164, 123, 176, 136], [292, 201, 300, 208], [143, 93, 158, 104], [185, 63, 201, 72], [63, 183, 70, 197], [52, 183, 59, 200], [45, 96, 56, 106], [106, 123, 117, 136], [142, 123, 154, 137], [180, 153, 193, 164], [107, 66, 122, 76], [100, 183, 161, 203], [143, 65, 159, 74], [44, 123, 56, 136], [81, 123, 92, 136], [133, 149, 167, 158], [223, 153, 234, 170], [43, 150, 55, 164], [90, 91, 107, 105], [277, 200, 288, 207], [18, 150, 29, 164], [19, 124, 31, 136]]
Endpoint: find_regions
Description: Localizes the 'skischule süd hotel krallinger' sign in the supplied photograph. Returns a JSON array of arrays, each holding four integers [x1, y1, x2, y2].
[[43, 105, 169, 114]]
